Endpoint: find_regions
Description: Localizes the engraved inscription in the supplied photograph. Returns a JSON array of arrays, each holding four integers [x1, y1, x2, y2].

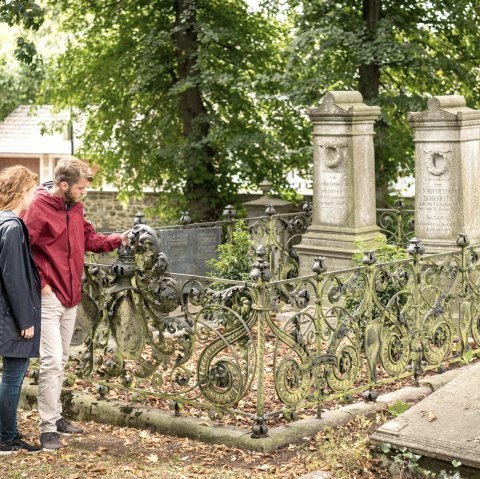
[[315, 137, 349, 226], [418, 174, 458, 238], [158, 227, 222, 275], [319, 168, 348, 226], [195, 230, 221, 272]]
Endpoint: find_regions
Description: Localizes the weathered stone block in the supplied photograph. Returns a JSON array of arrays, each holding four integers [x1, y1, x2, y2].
[[409, 95, 480, 252], [296, 91, 381, 273]]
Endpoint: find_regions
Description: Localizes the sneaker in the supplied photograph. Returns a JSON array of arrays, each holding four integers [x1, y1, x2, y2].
[[56, 418, 84, 435], [0, 435, 41, 455], [40, 432, 63, 451]]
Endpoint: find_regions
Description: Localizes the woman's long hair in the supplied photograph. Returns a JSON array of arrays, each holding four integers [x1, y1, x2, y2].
[[0, 165, 38, 211]]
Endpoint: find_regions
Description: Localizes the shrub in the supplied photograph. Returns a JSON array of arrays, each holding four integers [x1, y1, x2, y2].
[[206, 221, 255, 281]]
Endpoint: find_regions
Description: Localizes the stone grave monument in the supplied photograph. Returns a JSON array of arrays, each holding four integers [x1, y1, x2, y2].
[[296, 90, 381, 273], [243, 179, 296, 218], [408, 95, 480, 253]]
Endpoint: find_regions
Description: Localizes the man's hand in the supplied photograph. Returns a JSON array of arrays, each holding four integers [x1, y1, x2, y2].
[[42, 284, 53, 296], [21, 326, 34, 339], [120, 229, 131, 246]]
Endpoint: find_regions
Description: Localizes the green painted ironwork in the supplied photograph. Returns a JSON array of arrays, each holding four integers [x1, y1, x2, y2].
[[242, 202, 313, 281], [67, 222, 480, 438], [103, 201, 414, 282], [377, 200, 415, 246]]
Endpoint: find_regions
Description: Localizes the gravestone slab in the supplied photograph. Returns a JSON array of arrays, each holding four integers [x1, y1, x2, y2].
[[370, 361, 480, 475], [157, 226, 222, 275]]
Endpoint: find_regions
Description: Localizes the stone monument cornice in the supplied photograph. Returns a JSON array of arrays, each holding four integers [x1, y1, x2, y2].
[[408, 95, 480, 123], [308, 90, 381, 121]]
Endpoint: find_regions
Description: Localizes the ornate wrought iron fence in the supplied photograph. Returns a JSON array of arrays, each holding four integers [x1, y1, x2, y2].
[[241, 202, 313, 281], [376, 200, 415, 245], [68, 226, 480, 438]]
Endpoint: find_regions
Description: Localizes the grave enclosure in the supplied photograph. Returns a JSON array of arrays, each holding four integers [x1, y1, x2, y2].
[[21, 92, 480, 460]]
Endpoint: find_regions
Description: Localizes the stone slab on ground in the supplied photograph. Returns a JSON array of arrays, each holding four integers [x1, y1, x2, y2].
[[297, 472, 332, 479], [19, 366, 468, 453], [370, 362, 480, 472]]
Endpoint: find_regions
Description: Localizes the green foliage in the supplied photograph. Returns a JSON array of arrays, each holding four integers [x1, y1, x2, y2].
[[21, 0, 480, 217], [0, 2, 64, 119], [387, 400, 410, 417], [0, 57, 44, 120], [380, 442, 392, 454], [43, 0, 305, 221], [461, 348, 475, 365], [352, 234, 409, 265], [380, 444, 462, 478], [207, 221, 254, 281], [392, 447, 423, 477], [0, 0, 44, 65], [0, 0, 43, 29], [437, 472, 461, 479]]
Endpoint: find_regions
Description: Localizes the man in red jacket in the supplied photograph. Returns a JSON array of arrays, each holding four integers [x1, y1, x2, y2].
[[22, 158, 129, 451]]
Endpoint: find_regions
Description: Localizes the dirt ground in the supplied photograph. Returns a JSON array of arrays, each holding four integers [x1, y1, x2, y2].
[[1, 409, 393, 479]]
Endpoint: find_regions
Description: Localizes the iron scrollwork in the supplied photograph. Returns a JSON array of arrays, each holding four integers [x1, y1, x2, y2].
[[76, 223, 257, 415], [70, 212, 480, 436]]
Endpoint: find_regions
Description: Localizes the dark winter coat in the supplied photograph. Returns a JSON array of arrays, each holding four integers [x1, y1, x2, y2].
[[21, 184, 122, 308], [0, 211, 41, 358]]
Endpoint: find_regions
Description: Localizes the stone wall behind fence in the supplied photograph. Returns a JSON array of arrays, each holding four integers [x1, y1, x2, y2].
[[83, 191, 160, 232]]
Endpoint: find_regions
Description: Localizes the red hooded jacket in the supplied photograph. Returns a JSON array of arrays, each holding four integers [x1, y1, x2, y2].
[[22, 184, 122, 307]]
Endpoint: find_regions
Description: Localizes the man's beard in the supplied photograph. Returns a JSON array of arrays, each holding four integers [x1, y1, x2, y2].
[[64, 189, 81, 204]]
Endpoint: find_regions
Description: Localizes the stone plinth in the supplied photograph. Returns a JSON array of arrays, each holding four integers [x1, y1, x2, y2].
[[409, 95, 480, 253], [296, 91, 381, 273]]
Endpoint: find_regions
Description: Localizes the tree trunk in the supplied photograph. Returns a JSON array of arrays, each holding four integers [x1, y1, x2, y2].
[[172, 0, 220, 221], [358, 0, 381, 101], [358, 0, 388, 206]]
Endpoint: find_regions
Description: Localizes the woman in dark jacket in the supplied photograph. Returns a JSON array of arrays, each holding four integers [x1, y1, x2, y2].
[[0, 165, 41, 454]]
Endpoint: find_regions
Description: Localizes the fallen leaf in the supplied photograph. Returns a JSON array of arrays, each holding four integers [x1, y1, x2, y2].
[[421, 410, 437, 422]]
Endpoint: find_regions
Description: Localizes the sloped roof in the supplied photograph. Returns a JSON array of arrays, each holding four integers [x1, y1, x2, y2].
[[0, 105, 73, 155]]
